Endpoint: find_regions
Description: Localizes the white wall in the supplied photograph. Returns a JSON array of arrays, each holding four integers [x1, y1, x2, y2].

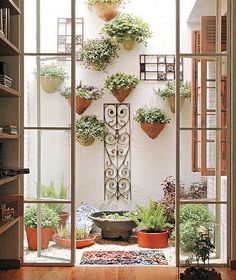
[[24, 0, 202, 210]]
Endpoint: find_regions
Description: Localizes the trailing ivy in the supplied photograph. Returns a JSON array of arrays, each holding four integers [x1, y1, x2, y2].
[[62, 84, 104, 100], [155, 81, 191, 100], [134, 107, 171, 124], [105, 72, 139, 93]]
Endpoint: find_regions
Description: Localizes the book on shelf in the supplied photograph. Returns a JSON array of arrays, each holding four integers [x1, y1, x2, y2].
[[0, 8, 10, 40], [2, 125, 17, 135], [0, 74, 12, 88]]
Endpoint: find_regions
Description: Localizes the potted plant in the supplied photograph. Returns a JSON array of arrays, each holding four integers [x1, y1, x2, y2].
[[103, 13, 152, 50], [89, 211, 137, 241], [86, 0, 124, 21], [80, 38, 119, 71], [62, 83, 104, 115], [41, 177, 70, 227], [134, 106, 171, 139], [129, 200, 172, 248], [24, 206, 59, 250], [105, 72, 139, 102], [154, 81, 191, 113], [39, 63, 68, 94], [53, 226, 96, 249], [76, 115, 108, 146], [180, 233, 222, 280]]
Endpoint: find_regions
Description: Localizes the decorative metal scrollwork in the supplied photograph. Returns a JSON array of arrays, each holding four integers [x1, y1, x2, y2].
[[104, 104, 131, 200]]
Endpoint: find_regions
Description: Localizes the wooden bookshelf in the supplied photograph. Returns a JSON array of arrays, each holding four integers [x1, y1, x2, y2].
[[0, 84, 20, 97], [0, 0, 21, 15], [0, 217, 20, 235], [0, 133, 19, 139], [0, 33, 20, 55], [0, 175, 19, 186]]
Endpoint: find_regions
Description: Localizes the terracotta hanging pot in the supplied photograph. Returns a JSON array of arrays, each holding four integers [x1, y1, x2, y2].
[[167, 96, 185, 113], [94, 3, 119, 21], [77, 135, 95, 146], [137, 230, 169, 249], [123, 38, 135, 50], [40, 77, 63, 93], [53, 234, 96, 249], [112, 87, 133, 103], [67, 96, 92, 115], [25, 227, 52, 251], [140, 122, 166, 139]]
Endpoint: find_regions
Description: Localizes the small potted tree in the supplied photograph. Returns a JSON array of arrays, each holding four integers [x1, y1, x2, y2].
[[86, 0, 124, 21], [154, 81, 191, 113], [24, 206, 59, 250], [105, 72, 139, 102], [80, 38, 119, 71], [39, 64, 68, 94], [76, 115, 108, 146], [103, 13, 152, 50], [129, 200, 172, 248], [134, 106, 171, 139], [53, 226, 96, 249], [62, 84, 104, 114]]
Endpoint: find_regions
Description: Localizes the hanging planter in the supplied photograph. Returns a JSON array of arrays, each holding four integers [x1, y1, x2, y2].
[[154, 81, 191, 113], [134, 107, 171, 139], [63, 84, 104, 115], [76, 115, 108, 147], [39, 64, 68, 94], [103, 13, 152, 50], [105, 72, 139, 103]]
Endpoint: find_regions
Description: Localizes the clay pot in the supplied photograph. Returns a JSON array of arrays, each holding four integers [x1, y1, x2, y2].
[[59, 211, 69, 227], [25, 227, 52, 250], [112, 87, 133, 103], [167, 96, 185, 113], [94, 3, 119, 21], [137, 230, 169, 249], [40, 77, 63, 93], [140, 122, 166, 139], [77, 135, 95, 146], [123, 38, 135, 50], [67, 96, 92, 115], [53, 234, 96, 249]]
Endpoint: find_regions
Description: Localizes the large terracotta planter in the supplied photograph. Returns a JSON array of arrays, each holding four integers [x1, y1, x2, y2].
[[167, 96, 185, 113], [25, 227, 52, 251], [140, 122, 166, 139], [123, 38, 135, 50], [53, 234, 96, 249], [137, 230, 169, 249], [40, 77, 63, 93], [59, 211, 69, 227], [89, 211, 137, 241], [77, 135, 95, 146], [112, 87, 133, 102], [94, 3, 119, 21], [67, 96, 92, 115]]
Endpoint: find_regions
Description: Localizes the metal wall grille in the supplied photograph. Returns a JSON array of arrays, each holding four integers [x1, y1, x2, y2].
[[140, 54, 183, 81], [104, 104, 131, 201], [57, 17, 84, 61]]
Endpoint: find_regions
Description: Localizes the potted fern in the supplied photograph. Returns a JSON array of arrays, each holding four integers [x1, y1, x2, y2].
[[134, 106, 171, 139], [154, 81, 191, 113], [80, 38, 119, 71], [39, 63, 68, 94], [103, 13, 152, 50], [76, 115, 108, 146], [62, 84, 104, 115], [86, 0, 124, 21], [129, 200, 172, 248], [105, 72, 139, 102]]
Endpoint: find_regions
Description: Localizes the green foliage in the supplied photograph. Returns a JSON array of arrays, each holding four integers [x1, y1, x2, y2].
[[194, 234, 215, 266], [134, 107, 171, 124], [129, 200, 172, 232], [101, 212, 130, 220], [103, 13, 152, 45], [62, 84, 104, 100], [41, 177, 69, 213], [180, 204, 214, 252], [105, 72, 139, 93], [40, 64, 69, 80], [24, 206, 59, 228], [86, 0, 123, 6], [57, 226, 90, 240], [76, 115, 108, 141], [154, 81, 191, 100], [80, 38, 119, 71]]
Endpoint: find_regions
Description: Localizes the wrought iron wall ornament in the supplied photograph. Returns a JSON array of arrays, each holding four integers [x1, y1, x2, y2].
[[140, 54, 183, 81], [57, 18, 84, 61], [104, 104, 131, 201]]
